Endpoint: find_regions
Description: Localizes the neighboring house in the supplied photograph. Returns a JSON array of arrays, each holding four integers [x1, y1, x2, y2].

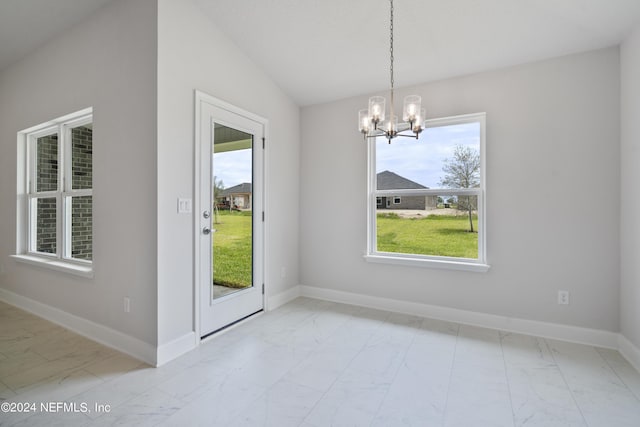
[[376, 170, 438, 210], [219, 182, 252, 209]]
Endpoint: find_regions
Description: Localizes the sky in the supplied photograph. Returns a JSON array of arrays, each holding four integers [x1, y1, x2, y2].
[[213, 148, 252, 188], [212, 121, 480, 190], [376, 121, 480, 188]]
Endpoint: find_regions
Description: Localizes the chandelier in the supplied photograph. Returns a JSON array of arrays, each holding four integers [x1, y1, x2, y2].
[[358, 0, 425, 143]]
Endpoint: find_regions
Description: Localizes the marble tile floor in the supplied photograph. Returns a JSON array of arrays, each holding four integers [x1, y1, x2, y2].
[[1, 297, 639, 426]]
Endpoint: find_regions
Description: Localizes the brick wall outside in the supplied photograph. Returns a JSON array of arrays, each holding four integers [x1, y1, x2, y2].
[[72, 127, 92, 189], [36, 135, 58, 253], [36, 197, 57, 254], [71, 195, 92, 260], [70, 126, 93, 260], [34, 127, 92, 260], [36, 134, 58, 191]]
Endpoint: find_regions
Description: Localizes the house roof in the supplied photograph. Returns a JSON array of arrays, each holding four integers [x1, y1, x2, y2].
[[221, 182, 252, 196], [376, 171, 427, 190]]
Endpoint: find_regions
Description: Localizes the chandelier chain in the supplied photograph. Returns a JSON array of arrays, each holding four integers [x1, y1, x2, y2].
[[389, 0, 395, 121], [359, 0, 423, 142], [390, 0, 394, 91]]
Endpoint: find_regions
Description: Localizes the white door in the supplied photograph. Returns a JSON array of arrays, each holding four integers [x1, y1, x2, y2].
[[197, 93, 265, 337]]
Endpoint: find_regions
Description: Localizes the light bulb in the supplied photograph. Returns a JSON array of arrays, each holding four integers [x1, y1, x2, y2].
[[368, 96, 386, 123], [358, 109, 370, 133], [403, 95, 422, 122]]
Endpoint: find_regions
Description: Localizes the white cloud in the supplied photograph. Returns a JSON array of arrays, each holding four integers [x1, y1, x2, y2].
[[213, 149, 252, 188], [376, 122, 479, 188]]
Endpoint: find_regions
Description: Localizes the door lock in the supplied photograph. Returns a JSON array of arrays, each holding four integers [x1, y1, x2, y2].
[[203, 210, 210, 219]]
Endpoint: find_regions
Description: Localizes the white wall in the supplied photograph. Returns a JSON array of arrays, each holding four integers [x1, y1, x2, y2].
[[157, 0, 300, 346], [0, 0, 627, 363], [300, 47, 620, 332], [621, 25, 640, 349], [0, 0, 158, 345]]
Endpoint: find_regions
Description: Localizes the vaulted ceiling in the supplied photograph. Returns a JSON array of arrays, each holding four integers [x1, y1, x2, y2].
[[0, 0, 113, 72], [2, 0, 640, 106]]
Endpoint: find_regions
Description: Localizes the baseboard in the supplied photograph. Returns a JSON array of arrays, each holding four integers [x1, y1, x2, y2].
[[298, 285, 619, 350], [0, 287, 157, 366], [266, 285, 300, 311], [156, 332, 197, 367], [618, 334, 640, 373], [4, 284, 635, 371]]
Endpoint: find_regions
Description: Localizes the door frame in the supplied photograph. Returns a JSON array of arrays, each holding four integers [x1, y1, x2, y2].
[[193, 90, 268, 340]]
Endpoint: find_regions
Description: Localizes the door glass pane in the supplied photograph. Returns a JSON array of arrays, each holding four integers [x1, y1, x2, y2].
[[70, 195, 93, 260], [212, 123, 253, 299], [36, 197, 57, 254], [71, 124, 93, 190], [36, 134, 58, 192]]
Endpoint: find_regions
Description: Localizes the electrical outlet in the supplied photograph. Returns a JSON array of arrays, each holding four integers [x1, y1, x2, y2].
[[124, 297, 131, 313], [558, 290, 570, 305]]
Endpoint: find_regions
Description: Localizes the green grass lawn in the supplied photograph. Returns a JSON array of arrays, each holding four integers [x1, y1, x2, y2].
[[213, 210, 252, 288], [377, 213, 478, 258], [212, 210, 476, 287]]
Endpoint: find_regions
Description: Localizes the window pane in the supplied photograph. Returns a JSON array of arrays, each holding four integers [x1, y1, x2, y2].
[[71, 125, 93, 190], [376, 194, 478, 259], [376, 122, 480, 190], [374, 120, 482, 260], [36, 134, 58, 192], [71, 196, 93, 260], [36, 197, 57, 254]]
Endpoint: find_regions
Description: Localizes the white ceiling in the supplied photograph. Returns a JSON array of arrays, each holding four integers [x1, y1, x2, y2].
[[195, 0, 640, 105], [0, 0, 113, 72], [1, 0, 639, 106]]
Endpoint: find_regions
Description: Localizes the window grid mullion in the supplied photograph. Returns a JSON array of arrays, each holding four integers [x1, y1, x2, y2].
[[375, 188, 481, 197], [368, 132, 377, 255], [27, 137, 39, 254], [57, 123, 65, 260], [28, 196, 36, 253], [57, 193, 64, 259]]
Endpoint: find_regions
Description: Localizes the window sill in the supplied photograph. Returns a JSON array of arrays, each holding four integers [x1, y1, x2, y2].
[[11, 255, 94, 278], [364, 253, 490, 272]]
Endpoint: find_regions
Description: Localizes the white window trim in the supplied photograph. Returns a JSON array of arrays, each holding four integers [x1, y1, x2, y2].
[[365, 112, 489, 272], [393, 196, 401, 204], [10, 254, 93, 278], [16, 108, 93, 276]]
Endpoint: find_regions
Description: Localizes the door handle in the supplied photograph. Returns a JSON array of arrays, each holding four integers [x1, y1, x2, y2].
[[202, 226, 212, 235]]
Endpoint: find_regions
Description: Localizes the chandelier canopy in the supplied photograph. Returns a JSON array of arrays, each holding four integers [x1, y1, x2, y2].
[[358, 0, 425, 143]]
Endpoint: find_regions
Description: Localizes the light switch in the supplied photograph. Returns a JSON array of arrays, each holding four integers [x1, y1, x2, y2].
[[177, 198, 192, 214]]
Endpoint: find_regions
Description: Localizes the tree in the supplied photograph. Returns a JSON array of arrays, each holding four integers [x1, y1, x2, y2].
[[439, 145, 480, 232], [213, 176, 225, 223]]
